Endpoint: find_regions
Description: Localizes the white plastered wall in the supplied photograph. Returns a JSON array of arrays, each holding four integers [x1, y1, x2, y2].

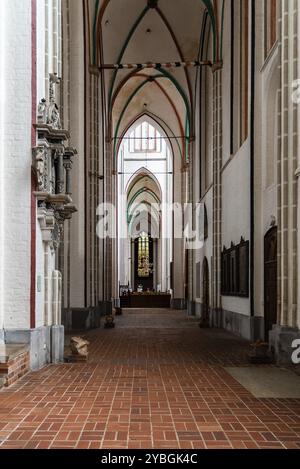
[[222, 141, 251, 316], [0, 0, 32, 329], [68, 0, 86, 308]]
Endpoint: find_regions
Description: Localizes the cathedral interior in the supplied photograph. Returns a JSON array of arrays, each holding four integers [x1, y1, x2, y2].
[[0, 0, 300, 451]]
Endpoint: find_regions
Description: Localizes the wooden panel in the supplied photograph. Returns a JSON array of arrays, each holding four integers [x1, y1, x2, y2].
[[221, 239, 249, 297], [196, 262, 201, 298], [264, 227, 277, 341]]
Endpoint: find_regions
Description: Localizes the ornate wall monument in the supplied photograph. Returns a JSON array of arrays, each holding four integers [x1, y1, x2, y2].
[[4, 73, 78, 369], [30, 75, 77, 366]]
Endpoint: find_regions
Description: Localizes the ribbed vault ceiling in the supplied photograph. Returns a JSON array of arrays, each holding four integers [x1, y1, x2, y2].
[[87, 0, 219, 160]]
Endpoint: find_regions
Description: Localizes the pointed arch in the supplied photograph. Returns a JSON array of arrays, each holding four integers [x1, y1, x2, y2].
[[128, 189, 161, 211], [113, 76, 188, 160], [116, 112, 177, 168], [126, 166, 162, 200], [111, 73, 187, 161]]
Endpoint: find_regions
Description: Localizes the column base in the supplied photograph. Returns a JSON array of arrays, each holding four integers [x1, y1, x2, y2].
[[4, 325, 65, 370], [51, 325, 64, 364], [187, 300, 196, 316], [171, 298, 186, 310], [112, 298, 120, 308], [269, 325, 300, 365], [62, 306, 102, 332], [211, 309, 264, 342], [194, 302, 202, 318], [99, 300, 113, 316]]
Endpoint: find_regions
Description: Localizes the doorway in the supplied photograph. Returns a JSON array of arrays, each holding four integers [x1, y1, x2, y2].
[[202, 257, 210, 325], [264, 227, 277, 342]]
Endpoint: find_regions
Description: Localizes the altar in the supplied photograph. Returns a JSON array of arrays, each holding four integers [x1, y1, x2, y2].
[[120, 292, 171, 309]]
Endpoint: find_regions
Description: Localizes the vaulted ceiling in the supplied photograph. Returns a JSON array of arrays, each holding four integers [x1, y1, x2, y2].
[[85, 0, 222, 161]]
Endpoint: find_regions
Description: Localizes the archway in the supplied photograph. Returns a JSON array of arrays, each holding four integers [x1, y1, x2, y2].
[[264, 227, 277, 342], [200, 257, 210, 327], [117, 117, 173, 298]]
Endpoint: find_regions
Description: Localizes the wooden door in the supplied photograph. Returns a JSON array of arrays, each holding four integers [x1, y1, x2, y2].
[[185, 250, 189, 300], [264, 227, 277, 342], [202, 257, 209, 324]]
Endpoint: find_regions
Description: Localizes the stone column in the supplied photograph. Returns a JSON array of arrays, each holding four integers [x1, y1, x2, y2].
[[37, 209, 56, 326], [212, 68, 223, 323], [131, 240, 135, 289], [105, 137, 113, 305], [56, 149, 64, 194], [187, 138, 196, 315], [297, 1, 300, 330], [52, 270, 62, 325], [64, 161, 72, 195], [51, 269, 64, 363], [270, 0, 300, 363]]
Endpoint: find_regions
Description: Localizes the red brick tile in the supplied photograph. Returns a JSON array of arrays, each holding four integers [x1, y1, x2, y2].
[[0, 309, 299, 451]]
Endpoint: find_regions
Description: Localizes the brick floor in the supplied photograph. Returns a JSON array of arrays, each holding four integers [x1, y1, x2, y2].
[[0, 309, 300, 449]]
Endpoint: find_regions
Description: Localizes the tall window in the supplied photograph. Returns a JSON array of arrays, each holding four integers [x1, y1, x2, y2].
[[265, 0, 278, 58], [231, 0, 249, 152], [138, 232, 150, 278], [129, 122, 162, 153]]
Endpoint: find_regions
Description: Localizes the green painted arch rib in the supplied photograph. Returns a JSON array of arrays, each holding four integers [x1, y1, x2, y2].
[[108, 6, 150, 109], [113, 74, 190, 159], [115, 110, 183, 171], [128, 188, 161, 211], [127, 175, 162, 201], [185, 116, 190, 163], [200, 0, 217, 61], [93, 0, 218, 66], [220, 0, 225, 60], [113, 79, 150, 159], [93, 0, 100, 65], [106, 4, 194, 111], [158, 69, 191, 125]]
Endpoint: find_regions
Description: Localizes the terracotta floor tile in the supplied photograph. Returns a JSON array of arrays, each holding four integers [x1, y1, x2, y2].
[[0, 309, 299, 449]]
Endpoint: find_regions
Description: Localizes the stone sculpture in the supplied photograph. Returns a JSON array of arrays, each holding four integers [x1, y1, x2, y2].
[[33, 147, 46, 190], [70, 337, 90, 357]]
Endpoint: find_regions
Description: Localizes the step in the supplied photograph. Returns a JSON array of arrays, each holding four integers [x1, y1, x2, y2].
[[0, 344, 29, 363], [0, 344, 30, 388]]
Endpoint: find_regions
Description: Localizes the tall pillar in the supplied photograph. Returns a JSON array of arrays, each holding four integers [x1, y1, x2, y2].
[[211, 68, 223, 324], [68, 0, 86, 310], [297, 2, 300, 330], [270, 0, 300, 363]]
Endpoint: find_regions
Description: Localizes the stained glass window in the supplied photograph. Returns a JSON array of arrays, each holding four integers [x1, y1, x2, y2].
[[138, 232, 150, 277]]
